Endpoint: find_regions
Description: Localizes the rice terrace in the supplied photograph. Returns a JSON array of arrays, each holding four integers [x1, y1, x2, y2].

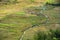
[[0, 0, 60, 40]]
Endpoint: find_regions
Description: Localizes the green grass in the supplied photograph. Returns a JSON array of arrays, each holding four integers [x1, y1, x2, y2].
[[0, 11, 47, 40], [0, 5, 60, 40], [43, 6, 60, 24]]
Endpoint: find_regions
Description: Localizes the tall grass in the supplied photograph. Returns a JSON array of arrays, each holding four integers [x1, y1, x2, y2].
[[33, 27, 60, 40]]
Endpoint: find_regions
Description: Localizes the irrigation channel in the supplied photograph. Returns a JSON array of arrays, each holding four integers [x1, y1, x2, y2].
[[19, 5, 50, 40]]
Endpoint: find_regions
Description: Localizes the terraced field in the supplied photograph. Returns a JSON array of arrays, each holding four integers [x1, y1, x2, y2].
[[0, 0, 60, 40], [0, 11, 47, 40]]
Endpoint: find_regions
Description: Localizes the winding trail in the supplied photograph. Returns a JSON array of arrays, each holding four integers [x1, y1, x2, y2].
[[19, 25, 39, 40], [19, 14, 49, 40], [19, 6, 50, 40], [20, 32, 26, 40]]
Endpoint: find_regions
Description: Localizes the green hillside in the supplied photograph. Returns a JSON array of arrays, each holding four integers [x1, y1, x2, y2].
[[0, 0, 60, 40]]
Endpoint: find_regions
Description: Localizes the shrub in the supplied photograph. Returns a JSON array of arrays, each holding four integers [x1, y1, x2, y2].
[[34, 29, 54, 40], [45, 0, 60, 4], [54, 29, 60, 40]]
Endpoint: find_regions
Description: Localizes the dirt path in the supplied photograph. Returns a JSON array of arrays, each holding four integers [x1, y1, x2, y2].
[[19, 11, 49, 40]]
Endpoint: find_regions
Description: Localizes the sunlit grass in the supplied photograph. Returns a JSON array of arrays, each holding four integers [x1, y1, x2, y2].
[[0, 11, 47, 40], [0, 1, 60, 40]]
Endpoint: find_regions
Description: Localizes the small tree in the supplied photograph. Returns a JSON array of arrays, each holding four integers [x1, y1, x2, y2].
[[34, 30, 54, 40], [45, 0, 60, 4]]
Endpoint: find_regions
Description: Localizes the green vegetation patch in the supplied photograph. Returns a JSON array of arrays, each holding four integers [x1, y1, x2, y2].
[[0, 11, 47, 40]]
